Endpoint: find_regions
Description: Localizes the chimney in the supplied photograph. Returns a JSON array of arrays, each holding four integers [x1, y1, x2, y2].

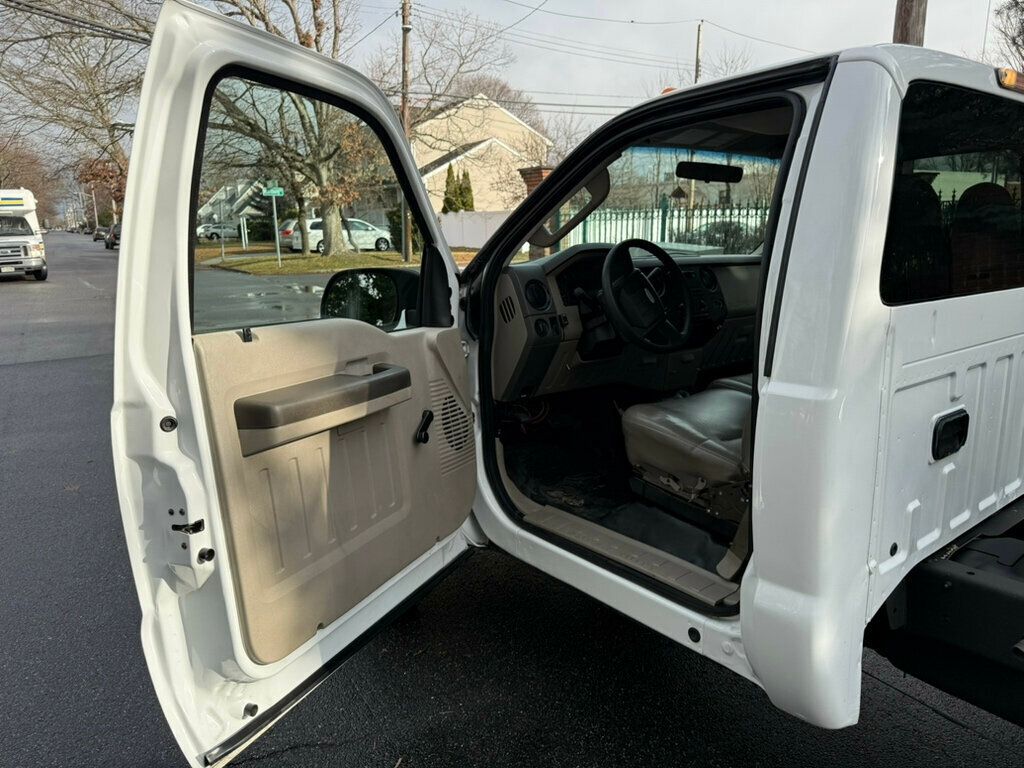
[[518, 165, 553, 197], [518, 166, 554, 260]]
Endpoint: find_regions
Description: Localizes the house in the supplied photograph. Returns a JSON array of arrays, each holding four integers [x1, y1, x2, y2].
[[196, 180, 265, 226], [411, 94, 552, 213]]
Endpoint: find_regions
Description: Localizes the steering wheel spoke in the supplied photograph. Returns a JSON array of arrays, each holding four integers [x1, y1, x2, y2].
[[600, 238, 693, 353]]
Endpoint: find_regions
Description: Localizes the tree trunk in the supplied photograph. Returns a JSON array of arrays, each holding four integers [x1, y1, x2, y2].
[[296, 195, 310, 255], [321, 203, 350, 256]]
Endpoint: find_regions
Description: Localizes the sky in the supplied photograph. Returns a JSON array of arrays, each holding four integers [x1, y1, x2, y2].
[[346, 0, 1000, 127]]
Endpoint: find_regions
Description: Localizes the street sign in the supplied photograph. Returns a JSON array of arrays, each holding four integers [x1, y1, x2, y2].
[[262, 187, 285, 197]]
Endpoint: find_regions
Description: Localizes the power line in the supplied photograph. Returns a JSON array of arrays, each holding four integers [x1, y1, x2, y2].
[[701, 20, 817, 55], [406, 89, 628, 110], [416, 2, 687, 63], [496, 0, 549, 34], [492, 0, 816, 54], [0, 0, 150, 44], [414, 5, 693, 70], [495, 0, 701, 26], [344, 9, 398, 54]]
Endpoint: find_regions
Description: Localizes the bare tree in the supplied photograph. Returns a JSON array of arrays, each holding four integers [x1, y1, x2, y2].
[[367, 8, 514, 139], [995, 0, 1024, 70], [208, 0, 361, 59], [543, 111, 590, 165], [0, 137, 57, 218], [703, 44, 753, 80], [0, 1, 149, 190], [450, 73, 544, 132]]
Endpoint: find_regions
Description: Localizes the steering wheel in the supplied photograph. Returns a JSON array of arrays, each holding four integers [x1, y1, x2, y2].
[[600, 238, 693, 353]]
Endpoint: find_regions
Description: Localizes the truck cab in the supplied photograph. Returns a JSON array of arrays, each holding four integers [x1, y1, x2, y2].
[[113, 3, 1024, 765], [0, 188, 46, 280]]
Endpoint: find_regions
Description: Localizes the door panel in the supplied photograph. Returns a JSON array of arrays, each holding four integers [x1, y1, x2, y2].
[[194, 323, 475, 665], [112, 2, 476, 764]]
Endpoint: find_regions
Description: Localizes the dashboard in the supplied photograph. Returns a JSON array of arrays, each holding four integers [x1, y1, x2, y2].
[[492, 243, 761, 401]]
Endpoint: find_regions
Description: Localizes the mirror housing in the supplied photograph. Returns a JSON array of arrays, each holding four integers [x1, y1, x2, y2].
[[675, 160, 743, 184], [320, 267, 420, 330]]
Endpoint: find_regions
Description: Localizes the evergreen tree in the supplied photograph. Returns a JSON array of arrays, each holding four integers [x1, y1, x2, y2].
[[460, 169, 475, 211], [441, 164, 461, 213]]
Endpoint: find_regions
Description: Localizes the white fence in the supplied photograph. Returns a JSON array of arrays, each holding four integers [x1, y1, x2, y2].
[[438, 210, 510, 249]]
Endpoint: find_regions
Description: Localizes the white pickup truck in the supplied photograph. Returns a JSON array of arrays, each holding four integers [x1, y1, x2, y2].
[[113, 2, 1024, 765], [0, 188, 46, 280]]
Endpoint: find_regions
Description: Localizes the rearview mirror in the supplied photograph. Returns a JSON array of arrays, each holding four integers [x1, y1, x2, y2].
[[320, 267, 420, 329], [675, 161, 743, 184]]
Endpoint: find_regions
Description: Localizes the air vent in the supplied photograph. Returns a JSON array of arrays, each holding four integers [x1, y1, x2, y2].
[[699, 267, 718, 291], [499, 295, 517, 324], [524, 279, 550, 311], [429, 380, 475, 475]]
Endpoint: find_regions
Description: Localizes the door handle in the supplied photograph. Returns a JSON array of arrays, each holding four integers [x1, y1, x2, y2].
[[932, 408, 969, 460], [234, 363, 412, 455]]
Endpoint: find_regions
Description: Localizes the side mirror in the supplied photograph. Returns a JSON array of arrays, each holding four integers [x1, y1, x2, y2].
[[320, 267, 420, 329]]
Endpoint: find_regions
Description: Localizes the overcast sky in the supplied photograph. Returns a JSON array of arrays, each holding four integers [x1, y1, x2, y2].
[[349, 0, 998, 126]]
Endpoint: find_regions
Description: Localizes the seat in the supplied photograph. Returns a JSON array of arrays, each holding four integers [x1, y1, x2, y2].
[[949, 182, 1022, 295], [622, 386, 750, 497], [880, 173, 950, 303], [709, 372, 752, 394]]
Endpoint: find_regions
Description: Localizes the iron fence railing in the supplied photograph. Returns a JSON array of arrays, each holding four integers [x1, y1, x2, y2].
[[558, 200, 772, 253]]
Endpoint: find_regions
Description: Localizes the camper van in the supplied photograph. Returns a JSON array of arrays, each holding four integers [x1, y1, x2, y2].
[[114, 2, 1024, 765], [0, 189, 46, 281]]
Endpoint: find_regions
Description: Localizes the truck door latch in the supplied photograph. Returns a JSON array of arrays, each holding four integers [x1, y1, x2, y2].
[[171, 519, 205, 535]]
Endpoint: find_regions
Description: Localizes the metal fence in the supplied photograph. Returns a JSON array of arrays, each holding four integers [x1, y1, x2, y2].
[[559, 201, 772, 251]]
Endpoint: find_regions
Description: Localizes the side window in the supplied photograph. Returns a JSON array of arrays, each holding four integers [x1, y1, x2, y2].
[[881, 82, 1024, 304], [193, 74, 423, 333]]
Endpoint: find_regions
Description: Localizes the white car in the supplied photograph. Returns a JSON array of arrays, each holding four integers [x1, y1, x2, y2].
[[198, 222, 238, 240], [114, 3, 1024, 765], [291, 217, 391, 252]]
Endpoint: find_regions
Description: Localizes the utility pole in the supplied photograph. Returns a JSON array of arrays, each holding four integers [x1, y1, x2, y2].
[[90, 185, 100, 229], [400, 0, 413, 263], [893, 0, 927, 45], [687, 20, 703, 233], [693, 19, 703, 84]]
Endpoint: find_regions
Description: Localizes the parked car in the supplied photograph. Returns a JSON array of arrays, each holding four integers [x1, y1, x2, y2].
[[114, 3, 1024, 764], [201, 222, 238, 240], [93, 226, 108, 241], [104, 223, 120, 250], [291, 217, 391, 252], [277, 217, 297, 241]]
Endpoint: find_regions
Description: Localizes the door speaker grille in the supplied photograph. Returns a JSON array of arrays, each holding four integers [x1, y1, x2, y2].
[[429, 379, 475, 475]]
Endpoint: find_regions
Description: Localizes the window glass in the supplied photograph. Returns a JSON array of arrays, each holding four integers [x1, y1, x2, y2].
[[881, 83, 1024, 304], [0, 215, 33, 236], [543, 104, 794, 256], [193, 75, 422, 333]]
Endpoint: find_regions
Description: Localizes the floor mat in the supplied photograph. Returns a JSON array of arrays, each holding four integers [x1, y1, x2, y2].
[[503, 439, 728, 573]]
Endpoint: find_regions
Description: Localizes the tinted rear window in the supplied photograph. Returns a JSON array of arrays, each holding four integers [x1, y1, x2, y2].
[[881, 82, 1024, 304]]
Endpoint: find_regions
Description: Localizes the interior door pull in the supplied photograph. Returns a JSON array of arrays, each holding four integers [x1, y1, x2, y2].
[[932, 408, 969, 460], [233, 363, 412, 455]]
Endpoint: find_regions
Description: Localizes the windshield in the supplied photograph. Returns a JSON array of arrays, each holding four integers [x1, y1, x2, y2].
[[543, 104, 793, 256], [0, 215, 33, 237]]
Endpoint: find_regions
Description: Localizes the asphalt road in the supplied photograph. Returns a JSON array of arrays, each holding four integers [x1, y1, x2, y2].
[[3, 232, 1024, 768]]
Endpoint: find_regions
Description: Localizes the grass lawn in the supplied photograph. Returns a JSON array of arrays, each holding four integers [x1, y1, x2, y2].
[[219, 250, 421, 275], [196, 242, 482, 275]]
